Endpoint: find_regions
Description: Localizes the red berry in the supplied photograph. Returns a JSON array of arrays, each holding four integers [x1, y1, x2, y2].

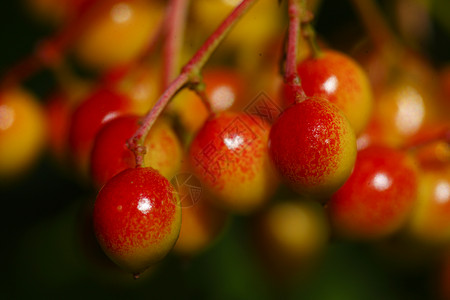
[[189, 112, 279, 214], [93, 167, 181, 276], [292, 50, 373, 135], [68, 87, 133, 176], [90, 115, 182, 188], [268, 97, 356, 200], [328, 146, 418, 240]]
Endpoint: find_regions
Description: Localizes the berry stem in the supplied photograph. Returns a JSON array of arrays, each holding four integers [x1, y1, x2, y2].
[[128, 72, 189, 168], [192, 81, 213, 113], [162, 0, 190, 89], [128, 0, 258, 166], [302, 22, 322, 58], [181, 0, 257, 76], [285, 0, 307, 102]]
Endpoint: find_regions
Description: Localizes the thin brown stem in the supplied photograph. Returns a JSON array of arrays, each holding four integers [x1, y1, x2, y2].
[[302, 22, 322, 58], [162, 0, 190, 89], [182, 0, 258, 76], [285, 0, 307, 102], [191, 81, 213, 113], [128, 73, 189, 167], [127, 0, 259, 166]]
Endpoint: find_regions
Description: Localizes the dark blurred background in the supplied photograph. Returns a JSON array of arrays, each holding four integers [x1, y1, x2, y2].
[[0, 0, 449, 299]]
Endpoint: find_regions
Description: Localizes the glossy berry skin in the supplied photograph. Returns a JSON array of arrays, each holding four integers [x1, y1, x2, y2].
[[93, 167, 181, 275], [363, 77, 444, 149], [291, 50, 373, 135], [189, 112, 279, 214], [73, 0, 164, 70], [328, 146, 418, 240], [0, 88, 46, 179], [407, 167, 450, 246], [268, 98, 356, 200], [114, 65, 161, 114], [68, 87, 134, 176], [90, 115, 182, 188]]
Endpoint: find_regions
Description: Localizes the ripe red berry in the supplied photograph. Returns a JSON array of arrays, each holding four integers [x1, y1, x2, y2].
[[189, 112, 279, 214], [268, 97, 356, 200], [291, 50, 373, 135], [90, 114, 182, 188], [68, 87, 134, 176], [328, 146, 419, 240], [93, 167, 181, 276]]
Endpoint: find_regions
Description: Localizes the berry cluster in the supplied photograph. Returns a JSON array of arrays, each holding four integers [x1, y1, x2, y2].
[[1, 0, 450, 297]]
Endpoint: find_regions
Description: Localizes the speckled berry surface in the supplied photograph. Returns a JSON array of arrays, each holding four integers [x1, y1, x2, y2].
[[328, 146, 418, 240], [189, 112, 279, 214], [269, 98, 356, 200], [93, 167, 181, 274], [295, 50, 373, 134]]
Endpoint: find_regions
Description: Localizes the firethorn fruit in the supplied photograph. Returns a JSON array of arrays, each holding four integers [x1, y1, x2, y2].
[[93, 167, 181, 276], [328, 146, 418, 240], [365, 77, 444, 149], [68, 87, 137, 177], [90, 115, 182, 188], [290, 50, 373, 135], [73, 0, 164, 70], [0, 88, 46, 179], [189, 112, 279, 214], [268, 97, 357, 200]]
